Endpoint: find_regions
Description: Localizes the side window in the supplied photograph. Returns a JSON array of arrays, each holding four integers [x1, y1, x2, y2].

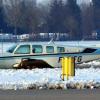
[[15, 45, 30, 54], [46, 46, 54, 53], [57, 47, 65, 53], [32, 45, 43, 53]]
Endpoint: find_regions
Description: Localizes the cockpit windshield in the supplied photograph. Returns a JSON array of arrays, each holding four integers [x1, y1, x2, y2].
[[6, 44, 17, 53]]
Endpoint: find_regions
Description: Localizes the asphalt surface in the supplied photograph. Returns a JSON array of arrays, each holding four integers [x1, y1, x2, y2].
[[0, 89, 100, 100]]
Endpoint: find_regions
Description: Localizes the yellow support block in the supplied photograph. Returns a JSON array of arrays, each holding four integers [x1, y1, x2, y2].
[[61, 57, 75, 80], [64, 57, 69, 77], [68, 57, 75, 76]]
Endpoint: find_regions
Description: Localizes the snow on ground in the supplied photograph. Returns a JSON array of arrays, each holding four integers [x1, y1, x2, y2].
[[0, 66, 100, 90], [83, 60, 100, 66]]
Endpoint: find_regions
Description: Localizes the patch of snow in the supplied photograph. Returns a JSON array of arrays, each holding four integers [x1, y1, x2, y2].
[[82, 60, 100, 66], [0, 68, 99, 90]]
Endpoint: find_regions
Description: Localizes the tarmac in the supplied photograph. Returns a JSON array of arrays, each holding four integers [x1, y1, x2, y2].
[[0, 89, 100, 100]]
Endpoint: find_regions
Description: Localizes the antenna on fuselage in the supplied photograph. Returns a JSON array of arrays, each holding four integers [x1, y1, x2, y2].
[[48, 37, 55, 44], [48, 33, 55, 44]]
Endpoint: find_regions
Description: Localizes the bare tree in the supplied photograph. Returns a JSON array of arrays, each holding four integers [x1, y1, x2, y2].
[[25, 1, 40, 33], [5, 0, 22, 35], [4, 0, 42, 34], [81, 3, 94, 39]]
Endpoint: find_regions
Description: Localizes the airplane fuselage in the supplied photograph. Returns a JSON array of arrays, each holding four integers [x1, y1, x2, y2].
[[0, 43, 100, 69]]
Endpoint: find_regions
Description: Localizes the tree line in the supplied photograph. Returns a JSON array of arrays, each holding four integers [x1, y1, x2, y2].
[[0, 0, 100, 40]]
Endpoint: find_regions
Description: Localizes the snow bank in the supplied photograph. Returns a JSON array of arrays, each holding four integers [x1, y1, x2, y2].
[[0, 68, 99, 90]]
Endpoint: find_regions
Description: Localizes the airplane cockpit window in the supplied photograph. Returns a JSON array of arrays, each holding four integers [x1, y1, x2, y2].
[[46, 46, 54, 53], [57, 47, 65, 53], [7, 44, 17, 53], [32, 45, 43, 53], [14, 45, 30, 54]]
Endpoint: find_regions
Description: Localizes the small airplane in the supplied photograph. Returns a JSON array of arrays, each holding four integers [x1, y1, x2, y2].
[[0, 42, 100, 69]]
